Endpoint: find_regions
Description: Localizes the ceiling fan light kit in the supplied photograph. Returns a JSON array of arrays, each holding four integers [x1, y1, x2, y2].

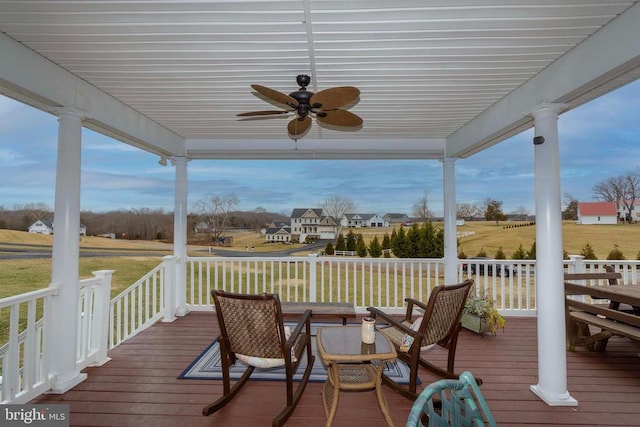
[[238, 75, 363, 139]]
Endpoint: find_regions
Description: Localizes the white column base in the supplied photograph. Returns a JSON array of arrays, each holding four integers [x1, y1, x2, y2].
[[530, 384, 578, 406], [48, 372, 88, 394], [175, 306, 189, 317]]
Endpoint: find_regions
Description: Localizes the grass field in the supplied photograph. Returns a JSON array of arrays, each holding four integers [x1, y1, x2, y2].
[[2, 220, 638, 300]]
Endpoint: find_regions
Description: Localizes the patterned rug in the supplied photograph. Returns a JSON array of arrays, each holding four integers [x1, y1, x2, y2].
[[178, 323, 414, 384]]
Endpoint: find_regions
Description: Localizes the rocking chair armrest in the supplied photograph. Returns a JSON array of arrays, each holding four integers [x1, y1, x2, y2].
[[367, 306, 415, 336], [405, 297, 429, 312], [285, 309, 312, 350]]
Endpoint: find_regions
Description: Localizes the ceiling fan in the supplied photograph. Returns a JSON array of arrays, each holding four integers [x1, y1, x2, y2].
[[237, 74, 363, 138]]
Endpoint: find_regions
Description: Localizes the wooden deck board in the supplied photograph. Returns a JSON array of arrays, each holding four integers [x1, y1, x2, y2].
[[31, 313, 640, 426]]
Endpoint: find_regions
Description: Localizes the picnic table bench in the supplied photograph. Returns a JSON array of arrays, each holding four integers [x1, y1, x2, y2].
[[564, 271, 640, 351], [281, 302, 356, 325]]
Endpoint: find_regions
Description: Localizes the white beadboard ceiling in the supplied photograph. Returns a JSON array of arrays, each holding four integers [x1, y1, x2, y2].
[[1, 0, 639, 159]]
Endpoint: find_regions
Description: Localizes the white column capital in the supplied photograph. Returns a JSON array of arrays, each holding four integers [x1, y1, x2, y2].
[[51, 107, 88, 121], [529, 103, 570, 119], [439, 156, 459, 165]]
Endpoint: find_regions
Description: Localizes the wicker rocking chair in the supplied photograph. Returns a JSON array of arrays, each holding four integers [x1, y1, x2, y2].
[[203, 290, 314, 427], [367, 279, 474, 400]]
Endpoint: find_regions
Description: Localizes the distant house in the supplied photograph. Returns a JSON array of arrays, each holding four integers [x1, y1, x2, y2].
[[383, 213, 410, 225], [317, 216, 339, 239], [577, 202, 618, 225], [28, 219, 87, 236], [341, 213, 388, 228], [193, 221, 211, 234], [264, 225, 291, 243], [617, 199, 640, 222]]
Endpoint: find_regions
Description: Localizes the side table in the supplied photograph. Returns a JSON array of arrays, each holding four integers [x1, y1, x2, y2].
[[316, 326, 397, 426]]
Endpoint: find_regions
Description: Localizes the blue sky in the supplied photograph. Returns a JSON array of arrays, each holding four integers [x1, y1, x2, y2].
[[1, 79, 639, 217]]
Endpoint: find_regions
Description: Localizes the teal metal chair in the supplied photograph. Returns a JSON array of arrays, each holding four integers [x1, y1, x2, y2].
[[406, 371, 496, 427]]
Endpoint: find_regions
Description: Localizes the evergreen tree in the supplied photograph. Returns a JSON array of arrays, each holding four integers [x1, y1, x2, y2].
[[356, 234, 368, 257], [335, 233, 346, 251], [494, 247, 506, 259], [368, 236, 382, 258], [392, 226, 408, 258], [432, 227, 444, 258], [406, 224, 421, 257], [607, 244, 625, 260], [325, 241, 335, 255], [484, 199, 508, 225], [512, 244, 527, 259], [526, 240, 536, 260], [346, 230, 357, 251], [382, 233, 391, 258], [476, 247, 487, 257], [418, 221, 435, 257], [580, 242, 597, 260]]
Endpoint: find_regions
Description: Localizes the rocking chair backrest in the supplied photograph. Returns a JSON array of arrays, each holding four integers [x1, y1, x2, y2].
[[212, 291, 286, 359], [420, 280, 473, 346]]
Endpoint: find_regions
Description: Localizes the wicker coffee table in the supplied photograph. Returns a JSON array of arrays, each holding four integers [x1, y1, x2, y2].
[[316, 325, 397, 426]]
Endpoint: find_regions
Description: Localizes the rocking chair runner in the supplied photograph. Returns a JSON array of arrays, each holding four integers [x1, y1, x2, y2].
[[203, 290, 314, 427], [367, 279, 474, 400]]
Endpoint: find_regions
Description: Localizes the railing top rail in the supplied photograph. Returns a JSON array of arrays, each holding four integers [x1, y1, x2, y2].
[[0, 286, 56, 309], [110, 261, 164, 304]]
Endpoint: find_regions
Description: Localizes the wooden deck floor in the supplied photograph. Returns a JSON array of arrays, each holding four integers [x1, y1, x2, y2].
[[32, 313, 640, 426]]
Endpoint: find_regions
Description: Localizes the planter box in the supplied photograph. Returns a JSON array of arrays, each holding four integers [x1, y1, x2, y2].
[[462, 313, 492, 335]]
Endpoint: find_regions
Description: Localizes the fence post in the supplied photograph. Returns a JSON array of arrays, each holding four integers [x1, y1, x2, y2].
[[90, 270, 114, 366], [308, 254, 318, 302], [162, 255, 178, 322], [568, 255, 585, 274]]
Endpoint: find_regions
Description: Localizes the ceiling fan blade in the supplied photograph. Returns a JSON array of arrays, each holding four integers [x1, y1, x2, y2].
[[317, 110, 363, 128], [251, 85, 299, 107], [310, 86, 360, 110], [237, 110, 291, 117], [288, 116, 312, 136]]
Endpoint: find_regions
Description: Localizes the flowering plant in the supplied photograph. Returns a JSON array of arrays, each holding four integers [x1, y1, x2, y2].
[[463, 295, 505, 333]]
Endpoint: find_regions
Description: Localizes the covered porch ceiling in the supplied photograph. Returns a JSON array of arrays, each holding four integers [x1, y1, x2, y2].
[[1, 1, 640, 160]]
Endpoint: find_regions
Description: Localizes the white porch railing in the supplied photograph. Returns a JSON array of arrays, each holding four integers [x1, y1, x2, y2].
[[0, 287, 55, 404], [108, 256, 176, 349], [2, 254, 639, 404], [185, 255, 539, 315]]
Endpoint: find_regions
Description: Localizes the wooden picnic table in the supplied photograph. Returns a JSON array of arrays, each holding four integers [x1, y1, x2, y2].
[[564, 281, 640, 350]]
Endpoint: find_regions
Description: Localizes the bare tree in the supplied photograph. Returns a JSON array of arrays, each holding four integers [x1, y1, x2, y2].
[[593, 172, 640, 222], [512, 206, 529, 221], [16, 202, 52, 222], [412, 193, 434, 222], [321, 194, 356, 235], [193, 193, 239, 243], [456, 202, 476, 220]]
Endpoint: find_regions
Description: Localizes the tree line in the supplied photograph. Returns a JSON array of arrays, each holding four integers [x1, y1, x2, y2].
[[325, 222, 445, 258], [0, 202, 287, 242]]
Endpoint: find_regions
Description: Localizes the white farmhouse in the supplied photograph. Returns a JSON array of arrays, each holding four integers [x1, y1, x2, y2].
[[341, 213, 388, 228], [577, 202, 618, 225], [28, 219, 87, 235], [618, 199, 640, 222], [289, 208, 336, 242]]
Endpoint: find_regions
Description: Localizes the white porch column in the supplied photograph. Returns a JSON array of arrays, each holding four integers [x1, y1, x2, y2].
[[173, 156, 188, 316], [49, 109, 87, 393], [529, 104, 577, 406], [442, 157, 458, 285]]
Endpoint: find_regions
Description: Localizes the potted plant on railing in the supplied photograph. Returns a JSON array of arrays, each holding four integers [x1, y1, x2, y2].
[[462, 294, 505, 335]]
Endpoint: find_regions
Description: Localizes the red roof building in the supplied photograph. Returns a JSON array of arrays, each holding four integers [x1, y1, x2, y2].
[[577, 202, 618, 224]]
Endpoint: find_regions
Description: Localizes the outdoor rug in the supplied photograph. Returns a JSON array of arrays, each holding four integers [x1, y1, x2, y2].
[[178, 323, 415, 384]]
